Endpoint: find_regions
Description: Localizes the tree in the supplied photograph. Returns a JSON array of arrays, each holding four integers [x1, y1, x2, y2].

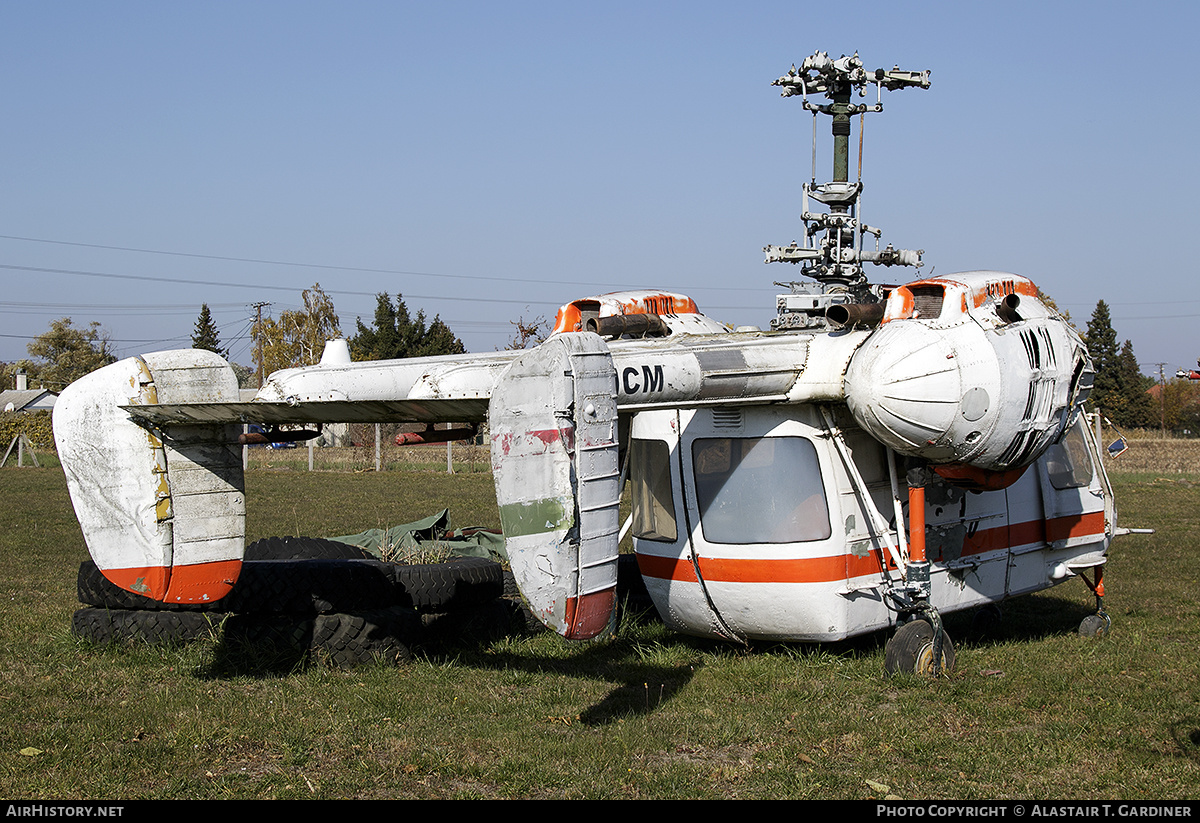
[[1084, 300, 1120, 415], [19, 318, 115, 389], [505, 314, 550, 350], [191, 304, 226, 359], [348, 293, 465, 361], [1115, 339, 1155, 428], [1083, 300, 1153, 428], [1159, 378, 1200, 434], [251, 284, 342, 381], [1037, 287, 1074, 330]]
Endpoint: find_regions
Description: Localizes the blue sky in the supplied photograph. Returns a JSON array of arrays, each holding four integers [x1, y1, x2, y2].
[[2, 1, 1198, 382]]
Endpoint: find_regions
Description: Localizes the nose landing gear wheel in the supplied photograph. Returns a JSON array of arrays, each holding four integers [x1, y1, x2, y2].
[[1078, 613, 1110, 638], [884, 618, 956, 677]]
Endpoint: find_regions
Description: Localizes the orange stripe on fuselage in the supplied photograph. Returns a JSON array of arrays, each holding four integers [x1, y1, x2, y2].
[[635, 553, 698, 583], [636, 513, 1106, 586], [1045, 511, 1107, 543]]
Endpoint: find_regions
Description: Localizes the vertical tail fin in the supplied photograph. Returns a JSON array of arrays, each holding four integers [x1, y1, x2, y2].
[[54, 350, 245, 604], [489, 333, 621, 639]]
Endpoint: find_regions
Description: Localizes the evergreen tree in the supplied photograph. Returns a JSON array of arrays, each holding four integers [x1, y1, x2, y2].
[[349, 293, 465, 360], [1084, 300, 1120, 416], [416, 317, 467, 358], [1115, 339, 1154, 428], [1084, 300, 1154, 428], [191, 304, 226, 358]]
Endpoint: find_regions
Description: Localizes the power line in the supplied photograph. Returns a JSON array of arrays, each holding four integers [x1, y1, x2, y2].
[[0, 261, 776, 319], [0, 262, 566, 307], [0, 233, 774, 293]]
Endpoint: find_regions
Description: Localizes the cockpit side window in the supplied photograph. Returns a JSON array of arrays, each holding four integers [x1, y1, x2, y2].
[[1045, 421, 1094, 490], [691, 436, 831, 544], [631, 439, 678, 542]]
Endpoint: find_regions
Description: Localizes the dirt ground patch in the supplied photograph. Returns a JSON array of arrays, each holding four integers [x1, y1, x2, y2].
[[1104, 438, 1200, 474]]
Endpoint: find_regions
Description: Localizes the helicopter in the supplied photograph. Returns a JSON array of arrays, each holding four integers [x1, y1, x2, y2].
[[53, 51, 1121, 675]]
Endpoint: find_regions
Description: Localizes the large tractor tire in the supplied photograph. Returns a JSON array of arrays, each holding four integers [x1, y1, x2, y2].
[[71, 607, 221, 645], [222, 607, 420, 669], [388, 557, 504, 614], [244, 536, 375, 561]]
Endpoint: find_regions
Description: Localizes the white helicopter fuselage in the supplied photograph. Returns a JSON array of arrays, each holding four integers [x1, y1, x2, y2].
[[48, 51, 1122, 669], [602, 271, 1109, 643], [627, 401, 1109, 643], [50, 269, 1112, 651]]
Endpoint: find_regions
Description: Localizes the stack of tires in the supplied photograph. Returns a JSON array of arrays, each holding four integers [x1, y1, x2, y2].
[[72, 537, 508, 668]]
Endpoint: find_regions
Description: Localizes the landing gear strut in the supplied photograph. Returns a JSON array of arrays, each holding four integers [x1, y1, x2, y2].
[[884, 464, 955, 677], [1076, 566, 1110, 638]]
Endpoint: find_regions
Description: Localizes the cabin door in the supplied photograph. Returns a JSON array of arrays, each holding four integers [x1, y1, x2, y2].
[[1035, 415, 1110, 553], [628, 409, 735, 640]]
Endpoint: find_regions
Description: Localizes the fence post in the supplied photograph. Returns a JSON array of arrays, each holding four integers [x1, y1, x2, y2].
[[375, 423, 381, 472], [1, 434, 40, 468]]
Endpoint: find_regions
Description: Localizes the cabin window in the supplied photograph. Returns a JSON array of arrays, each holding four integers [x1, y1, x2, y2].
[[1045, 422, 1094, 490], [631, 439, 678, 542], [691, 436, 831, 544]]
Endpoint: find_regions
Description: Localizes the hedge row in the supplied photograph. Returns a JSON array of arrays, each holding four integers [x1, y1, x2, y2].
[[0, 411, 55, 450]]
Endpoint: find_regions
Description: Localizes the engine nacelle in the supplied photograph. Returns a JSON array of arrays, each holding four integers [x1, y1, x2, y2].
[[843, 271, 1092, 472]]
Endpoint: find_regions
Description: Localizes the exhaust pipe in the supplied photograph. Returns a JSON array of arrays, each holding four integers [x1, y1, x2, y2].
[[826, 302, 885, 329]]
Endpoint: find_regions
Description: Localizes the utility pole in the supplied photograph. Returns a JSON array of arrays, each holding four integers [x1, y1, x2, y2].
[[251, 302, 270, 388], [1158, 363, 1167, 438]]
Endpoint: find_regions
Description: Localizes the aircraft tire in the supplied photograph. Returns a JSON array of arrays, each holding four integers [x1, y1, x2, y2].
[[222, 607, 419, 669], [420, 598, 532, 646], [1078, 613, 1110, 638], [77, 558, 398, 614], [71, 607, 221, 645], [969, 603, 1003, 638], [884, 618, 956, 677]]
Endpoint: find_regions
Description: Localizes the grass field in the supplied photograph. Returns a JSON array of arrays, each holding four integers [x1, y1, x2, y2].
[[0, 461, 1197, 800]]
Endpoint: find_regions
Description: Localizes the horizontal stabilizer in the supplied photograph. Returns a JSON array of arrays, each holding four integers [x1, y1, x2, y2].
[[120, 397, 490, 426]]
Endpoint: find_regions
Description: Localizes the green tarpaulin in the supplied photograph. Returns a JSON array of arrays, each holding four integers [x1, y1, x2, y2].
[[329, 509, 506, 563]]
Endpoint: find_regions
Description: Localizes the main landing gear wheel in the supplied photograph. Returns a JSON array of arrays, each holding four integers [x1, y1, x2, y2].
[[884, 618, 956, 677]]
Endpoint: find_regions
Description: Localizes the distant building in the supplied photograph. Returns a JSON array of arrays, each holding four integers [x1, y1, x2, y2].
[[1, 370, 57, 413]]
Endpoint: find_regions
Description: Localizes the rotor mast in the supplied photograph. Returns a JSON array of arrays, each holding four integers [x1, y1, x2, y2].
[[765, 52, 930, 302]]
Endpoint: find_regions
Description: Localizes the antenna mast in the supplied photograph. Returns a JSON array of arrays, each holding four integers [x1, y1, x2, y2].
[[766, 51, 930, 324]]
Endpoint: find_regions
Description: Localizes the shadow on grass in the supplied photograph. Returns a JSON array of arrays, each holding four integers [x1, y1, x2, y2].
[[410, 600, 890, 727], [951, 590, 1102, 648], [191, 587, 1105, 722], [1171, 720, 1200, 761]]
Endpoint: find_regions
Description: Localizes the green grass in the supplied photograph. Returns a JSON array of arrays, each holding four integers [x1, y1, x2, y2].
[[0, 466, 1198, 799]]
